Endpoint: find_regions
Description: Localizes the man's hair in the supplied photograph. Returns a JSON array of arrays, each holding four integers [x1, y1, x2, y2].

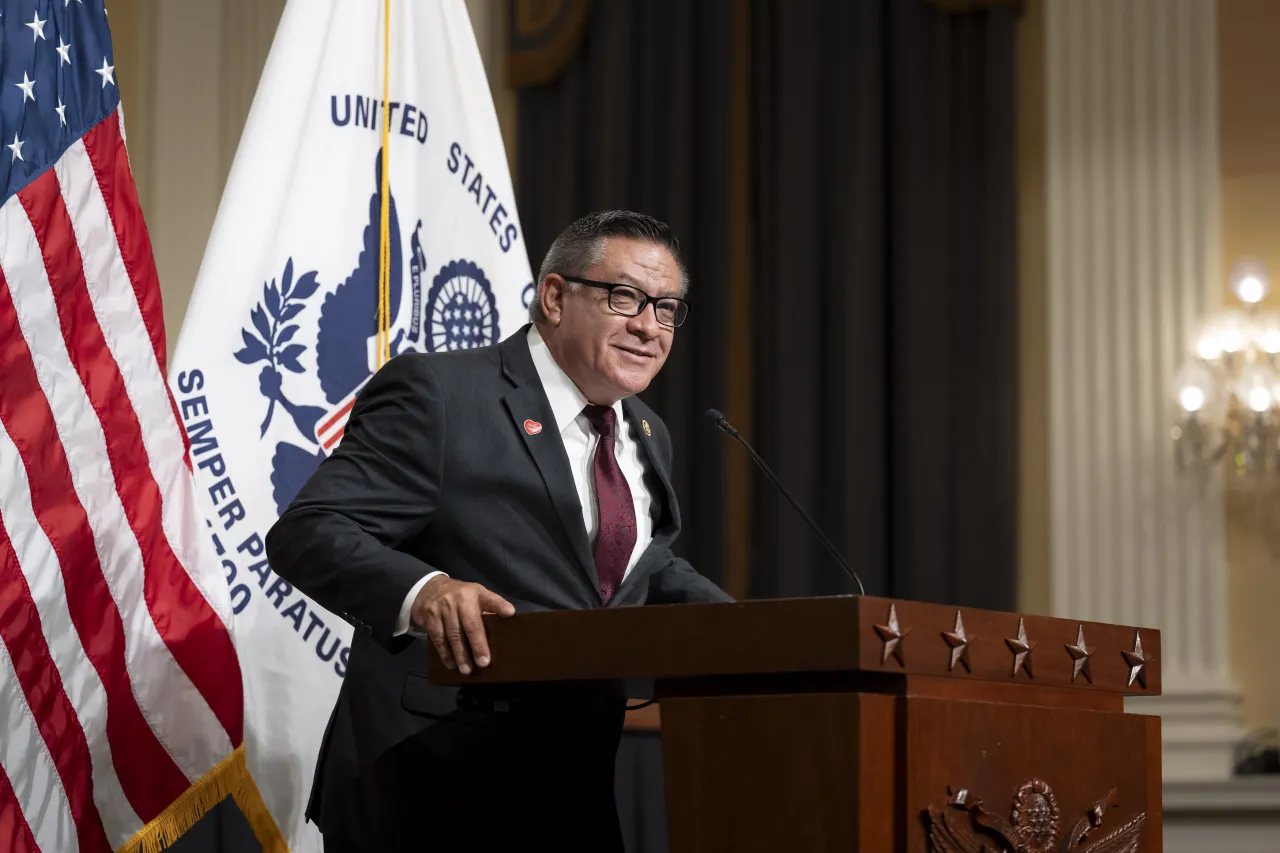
[[528, 210, 689, 324]]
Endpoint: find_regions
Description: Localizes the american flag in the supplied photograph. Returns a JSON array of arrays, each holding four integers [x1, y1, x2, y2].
[[0, 2, 248, 852]]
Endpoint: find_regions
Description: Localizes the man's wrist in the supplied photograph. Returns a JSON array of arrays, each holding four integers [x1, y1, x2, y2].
[[395, 570, 447, 637]]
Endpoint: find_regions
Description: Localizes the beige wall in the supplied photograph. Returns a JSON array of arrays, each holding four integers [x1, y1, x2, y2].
[[1219, 0, 1280, 733]]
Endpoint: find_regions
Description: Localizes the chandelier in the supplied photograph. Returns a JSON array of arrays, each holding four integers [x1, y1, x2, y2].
[[1172, 259, 1280, 481]]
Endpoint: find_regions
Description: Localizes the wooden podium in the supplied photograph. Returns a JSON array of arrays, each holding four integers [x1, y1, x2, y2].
[[430, 596, 1162, 852]]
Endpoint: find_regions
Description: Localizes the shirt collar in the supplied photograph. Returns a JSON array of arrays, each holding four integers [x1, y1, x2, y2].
[[527, 325, 625, 435]]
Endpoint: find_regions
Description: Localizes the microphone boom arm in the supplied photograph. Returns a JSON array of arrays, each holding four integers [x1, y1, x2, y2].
[[706, 409, 866, 596]]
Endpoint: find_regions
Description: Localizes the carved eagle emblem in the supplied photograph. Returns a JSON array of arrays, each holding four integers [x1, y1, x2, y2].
[[925, 780, 1145, 853]]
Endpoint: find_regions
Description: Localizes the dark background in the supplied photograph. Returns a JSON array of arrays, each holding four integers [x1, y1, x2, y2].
[[517, 0, 1019, 610]]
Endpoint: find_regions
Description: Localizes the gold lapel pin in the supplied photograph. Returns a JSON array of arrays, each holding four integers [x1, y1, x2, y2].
[[642, 419, 652, 437]]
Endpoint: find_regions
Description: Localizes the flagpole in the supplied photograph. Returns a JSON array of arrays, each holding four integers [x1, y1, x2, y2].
[[377, 0, 392, 367]]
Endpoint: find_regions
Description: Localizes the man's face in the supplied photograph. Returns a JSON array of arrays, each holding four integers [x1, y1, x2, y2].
[[540, 237, 681, 404]]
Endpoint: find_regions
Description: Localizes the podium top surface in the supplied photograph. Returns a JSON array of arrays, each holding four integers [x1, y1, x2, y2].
[[427, 595, 1161, 696]]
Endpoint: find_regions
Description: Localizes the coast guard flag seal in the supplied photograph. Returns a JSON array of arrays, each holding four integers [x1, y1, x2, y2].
[[0, 1, 281, 852], [170, 1, 533, 849]]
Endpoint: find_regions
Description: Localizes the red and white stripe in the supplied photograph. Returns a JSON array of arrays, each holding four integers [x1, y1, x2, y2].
[[314, 376, 368, 454], [0, 418, 135, 848], [0, 109, 245, 849]]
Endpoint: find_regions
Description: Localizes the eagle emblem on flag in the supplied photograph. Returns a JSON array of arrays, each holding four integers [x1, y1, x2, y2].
[[230, 149, 501, 515]]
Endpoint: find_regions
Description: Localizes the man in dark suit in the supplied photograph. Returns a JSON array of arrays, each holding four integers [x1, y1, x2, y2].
[[266, 210, 731, 852]]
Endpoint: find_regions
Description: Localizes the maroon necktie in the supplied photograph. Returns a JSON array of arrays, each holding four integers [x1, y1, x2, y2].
[[583, 405, 636, 602]]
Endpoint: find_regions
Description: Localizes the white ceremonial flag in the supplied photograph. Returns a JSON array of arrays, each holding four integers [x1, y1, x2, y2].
[[169, 2, 533, 849]]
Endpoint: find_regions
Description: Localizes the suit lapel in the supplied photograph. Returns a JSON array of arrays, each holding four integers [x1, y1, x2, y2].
[[623, 399, 679, 533], [500, 331, 601, 600]]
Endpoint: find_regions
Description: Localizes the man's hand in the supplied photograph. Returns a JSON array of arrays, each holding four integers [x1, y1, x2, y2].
[[411, 576, 515, 675]]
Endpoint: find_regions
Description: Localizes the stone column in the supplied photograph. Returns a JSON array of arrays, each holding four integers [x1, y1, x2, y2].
[[1045, 0, 1243, 780]]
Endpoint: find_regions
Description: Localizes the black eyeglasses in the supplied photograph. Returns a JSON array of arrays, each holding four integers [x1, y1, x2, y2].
[[561, 276, 690, 328]]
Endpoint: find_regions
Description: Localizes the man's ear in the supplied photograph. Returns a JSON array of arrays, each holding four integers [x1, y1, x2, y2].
[[541, 274, 565, 325]]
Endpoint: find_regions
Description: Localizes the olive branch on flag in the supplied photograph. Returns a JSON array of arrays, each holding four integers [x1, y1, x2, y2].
[[234, 258, 321, 436]]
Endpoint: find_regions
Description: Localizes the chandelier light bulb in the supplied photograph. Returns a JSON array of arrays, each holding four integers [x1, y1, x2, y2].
[[1256, 315, 1280, 353], [1248, 386, 1272, 412], [1202, 310, 1253, 355], [1220, 323, 1245, 353], [1174, 361, 1216, 414], [1179, 386, 1206, 412], [1196, 331, 1222, 360], [1236, 274, 1266, 304], [1231, 258, 1269, 305], [1235, 361, 1279, 414]]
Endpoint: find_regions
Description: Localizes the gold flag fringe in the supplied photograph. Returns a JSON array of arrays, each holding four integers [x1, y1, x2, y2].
[[115, 745, 290, 853]]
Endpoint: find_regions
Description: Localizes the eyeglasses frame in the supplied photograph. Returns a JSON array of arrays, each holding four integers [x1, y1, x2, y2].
[[559, 275, 691, 328]]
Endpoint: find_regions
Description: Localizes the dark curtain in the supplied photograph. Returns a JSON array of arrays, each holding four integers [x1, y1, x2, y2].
[[749, 0, 1018, 607], [518, 0, 1016, 609], [518, 0, 734, 587]]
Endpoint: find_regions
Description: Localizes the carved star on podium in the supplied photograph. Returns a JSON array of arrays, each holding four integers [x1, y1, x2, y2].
[[942, 610, 972, 673], [874, 603, 909, 667], [1122, 630, 1147, 688], [1065, 624, 1093, 684], [1004, 617, 1036, 678]]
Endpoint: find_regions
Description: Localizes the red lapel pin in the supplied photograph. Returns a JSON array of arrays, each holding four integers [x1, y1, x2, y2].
[[523, 419, 542, 436]]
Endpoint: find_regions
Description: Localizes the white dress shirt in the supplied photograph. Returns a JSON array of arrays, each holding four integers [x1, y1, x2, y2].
[[395, 325, 657, 635]]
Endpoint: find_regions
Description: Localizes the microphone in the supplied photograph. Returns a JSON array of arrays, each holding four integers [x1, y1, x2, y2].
[[706, 408, 867, 596]]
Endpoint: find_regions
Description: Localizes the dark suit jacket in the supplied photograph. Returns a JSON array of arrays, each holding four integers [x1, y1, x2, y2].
[[265, 324, 730, 842]]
